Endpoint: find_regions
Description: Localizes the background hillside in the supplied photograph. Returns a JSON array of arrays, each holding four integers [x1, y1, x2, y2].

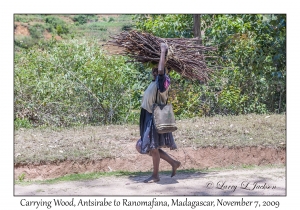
[[14, 14, 133, 50]]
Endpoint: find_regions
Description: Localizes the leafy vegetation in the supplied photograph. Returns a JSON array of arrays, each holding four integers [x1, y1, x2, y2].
[[14, 14, 44, 23], [14, 39, 149, 128], [72, 14, 98, 25], [28, 23, 45, 39], [133, 14, 194, 38], [134, 14, 286, 116], [203, 14, 286, 114], [44, 15, 70, 35], [14, 14, 286, 129]]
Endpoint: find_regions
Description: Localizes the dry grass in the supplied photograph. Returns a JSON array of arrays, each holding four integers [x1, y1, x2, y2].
[[174, 114, 286, 149], [14, 114, 286, 165]]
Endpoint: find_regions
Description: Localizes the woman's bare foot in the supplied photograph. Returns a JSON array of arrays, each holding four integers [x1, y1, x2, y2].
[[143, 176, 160, 183], [171, 161, 181, 177]]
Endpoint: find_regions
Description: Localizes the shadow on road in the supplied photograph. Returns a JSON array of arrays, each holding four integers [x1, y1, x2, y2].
[[126, 170, 210, 185]]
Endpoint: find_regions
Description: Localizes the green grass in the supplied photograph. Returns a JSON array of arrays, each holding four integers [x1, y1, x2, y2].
[[14, 14, 45, 23], [75, 15, 134, 41], [14, 118, 32, 130], [15, 163, 285, 186], [78, 22, 108, 31], [15, 170, 151, 185]]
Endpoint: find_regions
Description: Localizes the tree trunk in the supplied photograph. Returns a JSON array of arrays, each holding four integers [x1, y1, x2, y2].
[[193, 14, 202, 45]]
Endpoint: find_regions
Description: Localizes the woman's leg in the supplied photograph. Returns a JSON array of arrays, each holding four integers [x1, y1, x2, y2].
[[144, 149, 161, 183], [144, 148, 181, 182], [158, 149, 181, 177]]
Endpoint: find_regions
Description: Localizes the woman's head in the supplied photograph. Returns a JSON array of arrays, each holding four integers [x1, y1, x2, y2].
[[152, 67, 170, 80]]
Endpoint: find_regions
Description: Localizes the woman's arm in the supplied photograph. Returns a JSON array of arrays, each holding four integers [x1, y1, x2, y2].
[[158, 43, 168, 75]]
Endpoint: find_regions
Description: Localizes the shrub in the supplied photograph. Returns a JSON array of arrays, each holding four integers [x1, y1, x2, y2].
[[14, 36, 39, 49], [14, 39, 148, 127], [28, 23, 45, 39], [44, 15, 69, 35], [133, 14, 286, 115], [73, 15, 88, 25], [121, 24, 132, 31], [73, 14, 98, 25]]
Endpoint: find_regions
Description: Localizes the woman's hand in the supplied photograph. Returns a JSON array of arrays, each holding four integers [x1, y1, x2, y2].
[[160, 43, 168, 53]]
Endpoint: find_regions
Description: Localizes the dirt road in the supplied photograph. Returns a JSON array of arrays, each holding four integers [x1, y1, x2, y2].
[[15, 166, 285, 196]]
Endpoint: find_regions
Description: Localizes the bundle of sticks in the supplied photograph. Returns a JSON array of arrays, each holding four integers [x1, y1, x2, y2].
[[106, 30, 217, 82]]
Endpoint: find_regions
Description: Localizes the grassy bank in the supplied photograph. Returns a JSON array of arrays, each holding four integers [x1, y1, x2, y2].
[[14, 113, 286, 165]]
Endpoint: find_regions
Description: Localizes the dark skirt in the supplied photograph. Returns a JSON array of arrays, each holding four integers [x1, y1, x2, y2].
[[137, 108, 177, 154]]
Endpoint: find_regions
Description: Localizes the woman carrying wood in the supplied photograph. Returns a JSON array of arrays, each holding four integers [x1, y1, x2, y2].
[[136, 43, 181, 183]]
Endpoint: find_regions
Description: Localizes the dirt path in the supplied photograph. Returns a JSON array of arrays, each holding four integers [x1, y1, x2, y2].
[[15, 166, 285, 196]]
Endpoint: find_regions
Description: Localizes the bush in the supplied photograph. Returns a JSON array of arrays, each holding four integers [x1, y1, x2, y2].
[[121, 24, 132, 31], [73, 15, 88, 25], [14, 36, 39, 49], [28, 23, 45, 39], [44, 16, 69, 35], [202, 14, 286, 114], [73, 14, 98, 25], [133, 14, 286, 115], [14, 39, 149, 127]]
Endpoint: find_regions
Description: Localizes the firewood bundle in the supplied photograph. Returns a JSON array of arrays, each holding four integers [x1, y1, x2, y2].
[[106, 30, 217, 82]]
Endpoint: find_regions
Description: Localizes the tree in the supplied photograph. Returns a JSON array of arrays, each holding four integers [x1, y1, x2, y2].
[[200, 14, 286, 114], [132, 14, 286, 115], [193, 14, 202, 45]]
